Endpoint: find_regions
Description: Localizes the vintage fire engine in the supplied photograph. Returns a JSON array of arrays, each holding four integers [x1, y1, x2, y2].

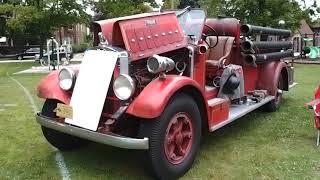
[[36, 7, 295, 179]]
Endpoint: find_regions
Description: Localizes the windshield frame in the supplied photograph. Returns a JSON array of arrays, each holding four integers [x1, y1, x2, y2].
[[176, 8, 207, 45]]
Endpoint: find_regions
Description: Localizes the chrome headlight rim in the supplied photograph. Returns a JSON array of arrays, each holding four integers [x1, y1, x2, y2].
[[58, 67, 76, 91], [113, 74, 135, 101]]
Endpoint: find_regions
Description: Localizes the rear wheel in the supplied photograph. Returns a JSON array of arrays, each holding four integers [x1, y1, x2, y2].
[[139, 93, 202, 180], [263, 74, 284, 112], [41, 99, 87, 151]]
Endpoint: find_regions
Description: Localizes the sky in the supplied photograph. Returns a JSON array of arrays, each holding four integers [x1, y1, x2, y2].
[[155, 0, 163, 5], [298, 0, 315, 7]]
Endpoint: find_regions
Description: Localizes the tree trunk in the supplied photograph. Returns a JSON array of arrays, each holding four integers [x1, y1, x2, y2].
[[40, 35, 45, 59], [59, 27, 62, 45]]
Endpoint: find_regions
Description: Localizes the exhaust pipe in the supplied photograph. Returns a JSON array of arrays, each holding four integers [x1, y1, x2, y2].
[[241, 40, 293, 52], [241, 24, 292, 37], [244, 50, 293, 66], [197, 44, 208, 54], [244, 54, 258, 66]]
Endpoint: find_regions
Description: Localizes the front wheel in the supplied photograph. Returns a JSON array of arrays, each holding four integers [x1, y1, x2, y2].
[[41, 99, 88, 151], [139, 93, 202, 180]]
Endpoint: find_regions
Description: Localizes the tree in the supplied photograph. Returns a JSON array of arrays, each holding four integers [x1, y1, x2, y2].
[[0, 0, 90, 57], [162, 0, 180, 10], [0, 4, 13, 37], [178, 0, 199, 8], [199, 0, 224, 17], [300, 0, 320, 25], [92, 0, 158, 20], [0, 4, 41, 47], [200, 0, 310, 31]]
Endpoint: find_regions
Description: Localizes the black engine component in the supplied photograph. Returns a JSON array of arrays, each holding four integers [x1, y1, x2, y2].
[[222, 73, 240, 94]]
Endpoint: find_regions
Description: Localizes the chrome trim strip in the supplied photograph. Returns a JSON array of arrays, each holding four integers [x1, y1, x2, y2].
[[36, 114, 149, 150], [210, 96, 275, 132], [187, 46, 195, 78], [119, 51, 129, 75]]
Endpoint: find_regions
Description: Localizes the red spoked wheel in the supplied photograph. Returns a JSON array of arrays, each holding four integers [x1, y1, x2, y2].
[[139, 93, 202, 180], [164, 112, 194, 165]]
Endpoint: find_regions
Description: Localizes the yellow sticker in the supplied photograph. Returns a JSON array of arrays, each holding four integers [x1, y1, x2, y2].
[[56, 103, 73, 119]]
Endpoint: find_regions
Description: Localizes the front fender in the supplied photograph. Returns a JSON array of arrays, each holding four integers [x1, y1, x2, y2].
[[257, 61, 288, 96], [37, 71, 71, 104], [126, 75, 206, 119]]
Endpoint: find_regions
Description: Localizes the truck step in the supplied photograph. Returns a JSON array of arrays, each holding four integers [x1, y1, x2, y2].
[[209, 96, 275, 132]]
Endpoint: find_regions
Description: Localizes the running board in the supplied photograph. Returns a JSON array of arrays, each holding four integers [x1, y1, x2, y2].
[[210, 96, 275, 132]]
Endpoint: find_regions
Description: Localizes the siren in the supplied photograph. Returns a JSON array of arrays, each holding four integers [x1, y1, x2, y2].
[[147, 55, 175, 74]]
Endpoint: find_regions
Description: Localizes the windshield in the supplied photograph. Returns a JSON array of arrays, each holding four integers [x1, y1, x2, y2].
[[177, 9, 206, 44]]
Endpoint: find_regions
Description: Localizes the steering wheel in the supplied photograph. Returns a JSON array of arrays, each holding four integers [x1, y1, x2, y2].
[[203, 24, 219, 49]]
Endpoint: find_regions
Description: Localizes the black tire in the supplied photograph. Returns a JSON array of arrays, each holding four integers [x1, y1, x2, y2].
[[263, 74, 284, 112], [41, 99, 87, 151], [138, 93, 202, 180]]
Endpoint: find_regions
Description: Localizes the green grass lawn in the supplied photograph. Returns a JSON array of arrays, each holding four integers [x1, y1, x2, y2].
[[0, 63, 320, 179]]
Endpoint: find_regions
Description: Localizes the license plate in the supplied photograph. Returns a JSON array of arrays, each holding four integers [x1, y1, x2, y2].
[[56, 103, 73, 119]]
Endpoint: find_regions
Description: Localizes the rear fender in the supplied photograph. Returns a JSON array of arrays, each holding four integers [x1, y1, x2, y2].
[[257, 61, 289, 96], [126, 75, 209, 121], [37, 71, 71, 104]]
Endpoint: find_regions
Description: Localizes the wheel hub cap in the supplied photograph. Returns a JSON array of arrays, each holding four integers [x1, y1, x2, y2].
[[164, 112, 194, 165]]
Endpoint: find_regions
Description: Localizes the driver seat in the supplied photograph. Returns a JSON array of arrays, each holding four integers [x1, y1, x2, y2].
[[206, 36, 235, 68]]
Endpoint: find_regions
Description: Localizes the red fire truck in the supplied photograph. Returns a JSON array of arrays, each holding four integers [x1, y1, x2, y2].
[[36, 7, 295, 179]]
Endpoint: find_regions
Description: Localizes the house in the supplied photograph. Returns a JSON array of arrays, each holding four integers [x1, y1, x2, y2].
[[53, 23, 88, 45], [292, 20, 314, 54], [311, 23, 320, 47], [312, 22, 320, 34]]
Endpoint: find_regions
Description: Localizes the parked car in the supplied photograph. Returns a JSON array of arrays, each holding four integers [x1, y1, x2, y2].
[[16, 47, 44, 60]]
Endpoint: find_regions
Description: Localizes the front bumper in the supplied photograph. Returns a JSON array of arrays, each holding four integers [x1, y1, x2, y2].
[[36, 113, 149, 150]]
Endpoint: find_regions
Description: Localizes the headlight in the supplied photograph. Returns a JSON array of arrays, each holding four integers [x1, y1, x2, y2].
[[113, 74, 135, 100], [58, 68, 75, 91]]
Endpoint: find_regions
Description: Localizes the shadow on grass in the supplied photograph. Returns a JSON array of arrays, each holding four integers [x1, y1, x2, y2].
[[44, 94, 314, 179], [57, 100, 292, 179], [61, 142, 151, 179]]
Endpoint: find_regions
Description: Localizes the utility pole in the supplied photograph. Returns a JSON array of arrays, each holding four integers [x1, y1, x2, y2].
[[171, 0, 174, 9]]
